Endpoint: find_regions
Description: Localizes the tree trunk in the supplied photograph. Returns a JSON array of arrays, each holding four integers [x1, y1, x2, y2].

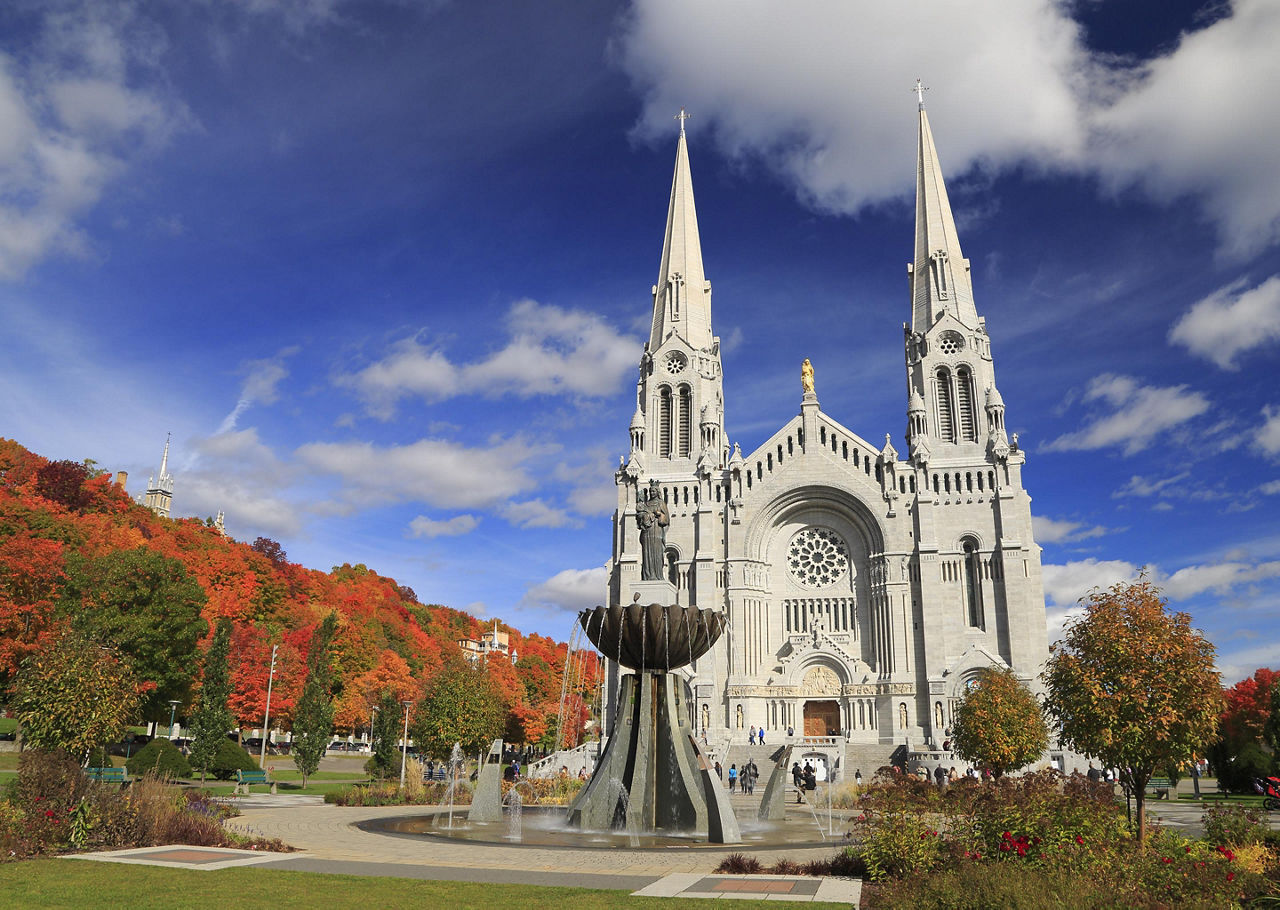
[[1130, 769, 1151, 846]]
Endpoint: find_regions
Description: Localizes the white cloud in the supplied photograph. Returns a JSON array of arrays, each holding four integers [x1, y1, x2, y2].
[[619, 1, 1088, 215], [1042, 374, 1209, 455], [0, 5, 188, 278], [522, 566, 608, 614], [1257, 407, 1280, 458], [1040, 558, 1141, 608], [409, 514, 480, 538], [617, 0, 1280, 257], [1218, 641, 1280, 686], [1032, 515, 1111, 545], [1161, 560, 1280, 601], [501, 499, 581, 530], [1260, 480, 1280, 495], [217, 350, 295, 434], [295, 436, 542, 510], [1113, 472, 1190, 498], [1170, 276, 1280, 369], [341, 299, 640, 418]]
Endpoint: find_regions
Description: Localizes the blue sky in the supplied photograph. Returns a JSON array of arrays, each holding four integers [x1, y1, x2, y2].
[[2, 1, 1279, 683]]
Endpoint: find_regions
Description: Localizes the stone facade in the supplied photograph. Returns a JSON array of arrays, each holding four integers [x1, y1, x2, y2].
[[605, 104, 1050, 766]]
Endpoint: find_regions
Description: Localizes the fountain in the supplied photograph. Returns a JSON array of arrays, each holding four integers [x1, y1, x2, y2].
[[565, 602, 741, 843]]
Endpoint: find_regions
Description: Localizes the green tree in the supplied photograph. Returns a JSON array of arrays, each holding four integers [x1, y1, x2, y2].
[[291, 613, 338, 786], [412, 663, 505, 759], [366, 690, 402, 779], [1043, 577, 1222, 845], [188, 618, 235, 784], [951, 667, 1049, 779], [13, 630, 140, 764], [60, 547, 208, 720]]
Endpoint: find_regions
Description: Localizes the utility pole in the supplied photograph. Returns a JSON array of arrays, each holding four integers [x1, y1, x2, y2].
[[260, 645, 278, 767]]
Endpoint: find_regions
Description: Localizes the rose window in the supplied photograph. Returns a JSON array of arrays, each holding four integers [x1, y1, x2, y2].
[[665, 352, 687, 374], [787, 527, 850, 587], [937, 332, 964, 356]]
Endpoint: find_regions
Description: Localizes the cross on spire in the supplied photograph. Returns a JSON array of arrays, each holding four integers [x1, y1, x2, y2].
[[675, 108, 689, 135], [913, 78, 929, 109]]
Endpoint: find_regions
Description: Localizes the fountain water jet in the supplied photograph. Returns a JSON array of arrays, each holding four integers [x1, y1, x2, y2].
[[566, 602, 740, 843]]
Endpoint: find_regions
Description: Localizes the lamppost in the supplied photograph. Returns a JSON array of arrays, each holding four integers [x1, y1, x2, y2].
[[398, 700, 414, 789], [260, 645, 278, 767], [167, 700, 181, 739], [369, 704, 378, 753]]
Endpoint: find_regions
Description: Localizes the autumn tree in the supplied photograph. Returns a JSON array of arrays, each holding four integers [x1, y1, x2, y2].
[[188, 618, 235, 784], [33, 459, 93, 511], [367, 689, 402, 779], [412, 663, 505, 759], [0, 533, 66, 691], [1043, 578, 1222, 845], [60, 546, 208, 720], [951, 667, 1048, 779], [13, 629, 141, 764], [292, 613, 339, 786]]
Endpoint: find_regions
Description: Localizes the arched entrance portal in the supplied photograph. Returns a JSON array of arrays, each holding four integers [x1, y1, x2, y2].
[[803, 700, 840, 737]]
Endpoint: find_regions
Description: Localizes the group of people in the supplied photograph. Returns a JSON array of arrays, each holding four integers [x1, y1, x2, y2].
[[727, 760, 760, 794], [791, 761, 818, 794], [747, 725, 766, 746]]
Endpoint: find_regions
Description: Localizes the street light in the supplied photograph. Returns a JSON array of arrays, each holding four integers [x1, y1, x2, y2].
[[369, 704, 378, 752], [399, 700, 414, 789], [260, 645, 278, 767], [167, 700, 181, 739]]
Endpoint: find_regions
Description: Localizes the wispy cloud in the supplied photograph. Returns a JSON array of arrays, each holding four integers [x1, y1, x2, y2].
[[409, 514, 479, 538], [521, 566, 607, 614], [1042, 375, 1209, 455], [1170, 276, 1280, 369], [1033, 515, 1113, 545], [339, 299, 640, 418]]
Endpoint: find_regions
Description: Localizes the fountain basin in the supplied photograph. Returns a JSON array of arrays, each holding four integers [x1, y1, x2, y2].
[[579, 603, 725, 671], [361, 808, 842, 849]]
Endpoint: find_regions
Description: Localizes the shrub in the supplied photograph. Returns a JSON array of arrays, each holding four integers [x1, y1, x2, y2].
[[208, 739, 258, 780], [125, 739, 192, 779], [714, 853, 763, 874], [1201, 803, 1266, 847], [853, 807, 942, 880], [1212, 741, 1275, 793]]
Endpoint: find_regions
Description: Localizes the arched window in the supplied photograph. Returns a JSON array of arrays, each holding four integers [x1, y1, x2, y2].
[[658, 387, 672, 457], [956, 366, 976, 442], [678, 385, 692, 457], [934, 367, 955, 442], [962, 538, 983, 628]]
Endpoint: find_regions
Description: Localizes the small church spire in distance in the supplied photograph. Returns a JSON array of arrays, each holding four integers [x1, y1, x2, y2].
[[912, 78, 928, 110]]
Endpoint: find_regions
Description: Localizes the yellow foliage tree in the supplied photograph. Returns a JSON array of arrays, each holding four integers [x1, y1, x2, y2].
[[951, 666, 1048, 779], [1043, 577, 1222, 845]]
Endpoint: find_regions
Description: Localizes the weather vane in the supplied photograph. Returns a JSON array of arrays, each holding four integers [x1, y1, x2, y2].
[[912, 79, 929, 109], [675, 108, 689, 135]]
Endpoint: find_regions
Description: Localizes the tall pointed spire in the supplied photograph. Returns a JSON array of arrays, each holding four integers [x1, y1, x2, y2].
[[911, 87, 978, 331], [143, 433, 175, 518], [650, 109, 712, 351]]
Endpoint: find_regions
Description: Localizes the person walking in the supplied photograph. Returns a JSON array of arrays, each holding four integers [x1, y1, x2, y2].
[[758, 728, 766, 746], [749, 725, 756, 745], [728, 764, 738, 792]]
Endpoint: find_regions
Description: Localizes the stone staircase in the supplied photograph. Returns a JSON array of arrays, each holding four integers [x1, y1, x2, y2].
[[720, 744, 787, 819]]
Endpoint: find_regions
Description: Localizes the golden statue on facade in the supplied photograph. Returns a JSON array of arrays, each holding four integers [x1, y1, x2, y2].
[[801, 358, 815, 395]]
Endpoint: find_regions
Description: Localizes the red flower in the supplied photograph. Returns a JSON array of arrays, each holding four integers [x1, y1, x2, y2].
[[1162, 857, 1172, 864], [1002, 831, 1012, 840], [44, 810, 54, 818], [1000, 842, 1011, 852], [1184, 846, 1192, 853], [1227, 872, 1236, 883], [1016, 845, 1027, 857], [1075, 835, 1084, 844]]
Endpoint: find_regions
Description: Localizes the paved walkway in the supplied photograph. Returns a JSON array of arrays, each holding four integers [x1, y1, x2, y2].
[[221, 801, 858, 902]]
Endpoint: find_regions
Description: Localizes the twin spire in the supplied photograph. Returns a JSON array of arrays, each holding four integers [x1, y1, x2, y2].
[[650, 108, 712, 352], [651, 89, 975, 343], [911, 83, 978, 332]]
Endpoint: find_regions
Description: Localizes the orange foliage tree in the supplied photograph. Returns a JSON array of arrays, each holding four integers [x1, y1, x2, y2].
[[1043, 577, 1222, 845]]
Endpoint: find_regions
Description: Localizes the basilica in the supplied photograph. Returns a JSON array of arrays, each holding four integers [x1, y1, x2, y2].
[[605, 99, 1050, 771]]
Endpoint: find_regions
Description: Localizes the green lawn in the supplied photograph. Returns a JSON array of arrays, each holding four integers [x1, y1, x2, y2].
[[0, 717, 16, 734], [0, 860, 851, 909]]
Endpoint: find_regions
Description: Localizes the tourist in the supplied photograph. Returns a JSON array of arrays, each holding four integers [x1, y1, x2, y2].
[[786, 725, 794, 738], [804, 767, 817, 791], [578, 767, 588, 781], [854, 769, 863, 787], [758, 728, 766, 746], [934, 765, 946, 788], [792, 762, 803, 788], [728, 764, 738, 792], [1087, 763, 1101, 782], [558, 765, 569, 779], [715, 761, 723, 779], [749, 725, 756, 745], [948, 766, 958, 783]]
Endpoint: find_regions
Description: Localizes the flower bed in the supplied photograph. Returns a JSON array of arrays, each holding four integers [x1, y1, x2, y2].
[[0, 750, 291, 861]]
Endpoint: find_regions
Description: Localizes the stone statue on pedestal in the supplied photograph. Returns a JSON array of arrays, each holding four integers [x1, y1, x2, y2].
[[637, 480, 669, 581]]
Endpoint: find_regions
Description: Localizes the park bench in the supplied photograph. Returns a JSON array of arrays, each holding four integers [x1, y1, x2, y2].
[[86, 766, 126, 784], [235, 769, 275, 795], [1147, 777, 1172, 799]]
